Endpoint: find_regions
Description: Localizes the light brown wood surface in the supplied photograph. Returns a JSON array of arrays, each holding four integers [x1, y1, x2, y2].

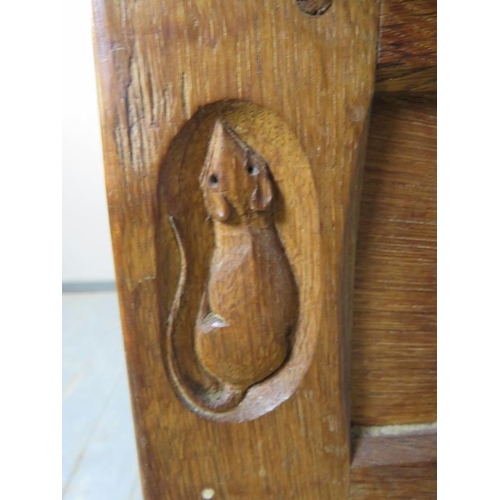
[[350, 431, 437, 499], [161, 102, 322, 422], [193, 119, 298, 407], [351, 94, 437, 425], [92, 1, 379, 498]]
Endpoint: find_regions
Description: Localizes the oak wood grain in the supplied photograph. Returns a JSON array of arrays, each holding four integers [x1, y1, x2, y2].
[[161, 102, 322, 422], [92, 1, 379, 498], [351, 94, 437, 425], [377, 0, 437, 92], [350, 431, 437, 499], [194, 119, 298, 406]]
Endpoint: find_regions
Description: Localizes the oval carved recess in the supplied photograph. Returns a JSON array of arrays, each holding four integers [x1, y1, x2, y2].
[[158, 100, 322, 422]]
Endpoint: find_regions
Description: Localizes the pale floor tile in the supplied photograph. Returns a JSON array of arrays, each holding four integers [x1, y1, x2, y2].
[[63, 292, 142, 500]]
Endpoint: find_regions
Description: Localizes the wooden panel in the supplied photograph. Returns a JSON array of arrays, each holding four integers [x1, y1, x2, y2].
[[351, 95, 436, 425], [92, 1, 379, 498], [377, 0, 437, 92], [350, 432, 437, 499]]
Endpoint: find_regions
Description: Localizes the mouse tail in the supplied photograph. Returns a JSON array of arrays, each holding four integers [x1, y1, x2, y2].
[[165, 216, 243, 416]]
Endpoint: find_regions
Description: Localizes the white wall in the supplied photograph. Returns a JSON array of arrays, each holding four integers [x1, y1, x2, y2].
[[62, 1, 115, 283]]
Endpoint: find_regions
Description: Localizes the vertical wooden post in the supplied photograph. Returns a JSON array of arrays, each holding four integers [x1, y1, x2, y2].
[[93, 1, 379, 498]]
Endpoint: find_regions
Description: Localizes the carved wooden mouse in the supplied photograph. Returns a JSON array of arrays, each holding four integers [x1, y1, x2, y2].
[[193, 120, 299, 409]]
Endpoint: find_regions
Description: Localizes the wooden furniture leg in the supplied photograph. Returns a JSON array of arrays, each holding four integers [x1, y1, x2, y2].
[[93, 0, 436, 498]]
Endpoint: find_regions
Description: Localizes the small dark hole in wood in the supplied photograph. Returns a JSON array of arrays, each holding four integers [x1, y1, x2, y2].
[[209, 174, 218, 186], [296, 0, 332, 16]]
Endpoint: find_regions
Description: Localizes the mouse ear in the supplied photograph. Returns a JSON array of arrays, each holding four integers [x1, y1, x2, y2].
[[204, 191, 231, 222], [250, 172, 273, 212]]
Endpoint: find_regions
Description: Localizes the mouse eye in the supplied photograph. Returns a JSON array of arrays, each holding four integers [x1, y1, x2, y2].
[[209, 174, 219, 186], [247, 165, 259, 176]]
